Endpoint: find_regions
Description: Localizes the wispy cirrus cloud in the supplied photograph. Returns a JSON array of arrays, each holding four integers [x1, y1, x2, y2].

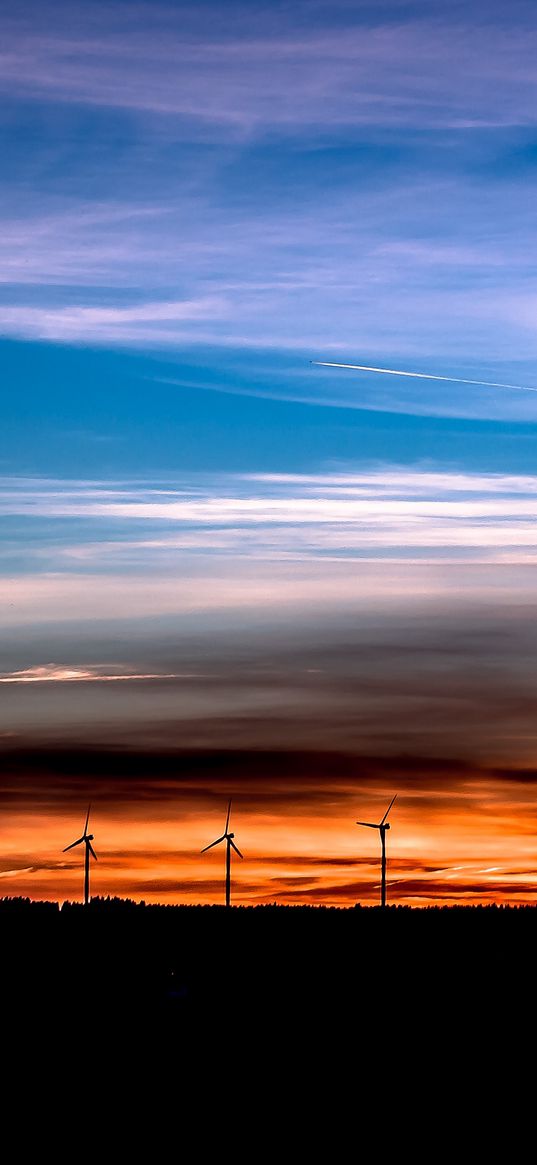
[[3, 3, 537, 132], [0, 297, 226, 342], [3, 3, 537, 402]]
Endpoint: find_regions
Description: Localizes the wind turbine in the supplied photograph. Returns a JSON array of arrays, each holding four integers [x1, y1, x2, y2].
[[63, 805, 97, 906], [356, 795, 397, 908], [201, 800, 243, 907]]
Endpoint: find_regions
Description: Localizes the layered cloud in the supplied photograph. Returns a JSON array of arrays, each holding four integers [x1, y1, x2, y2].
[[5, 470, 537, 585], [3, 468, 537, 763]]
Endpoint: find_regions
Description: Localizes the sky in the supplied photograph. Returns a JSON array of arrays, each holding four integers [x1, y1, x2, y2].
[[2, 0, 537, 906]]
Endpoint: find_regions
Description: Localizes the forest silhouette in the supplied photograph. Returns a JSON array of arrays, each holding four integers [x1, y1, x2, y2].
[[1, 897, 533, 1045]]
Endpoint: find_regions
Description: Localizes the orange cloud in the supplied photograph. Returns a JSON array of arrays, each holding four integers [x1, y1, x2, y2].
[[1, 746, 536, 907]]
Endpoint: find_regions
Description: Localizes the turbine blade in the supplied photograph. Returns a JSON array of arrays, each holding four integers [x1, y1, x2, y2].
[[380, 794, 397, 826], [88, 842, 98, 861], [230, 839, 243, 859], [63, 837, 85, 851], [225, 799, 232, 834], [201, 835, 226, 853], [84, 803, 91, 836], [356, 822, 378, 829]]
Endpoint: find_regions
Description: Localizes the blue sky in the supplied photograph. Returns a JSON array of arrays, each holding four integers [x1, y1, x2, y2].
[[2, 4, 537, 789], [3, 0, 537, 436], [3, 1, 537, 586]]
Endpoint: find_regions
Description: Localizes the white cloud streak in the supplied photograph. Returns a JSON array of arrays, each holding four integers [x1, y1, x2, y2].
[[0, 297, 226, 341], [0, 664, 187, 683], [7, 481, 537, 524], [312, 362, 537, 394]]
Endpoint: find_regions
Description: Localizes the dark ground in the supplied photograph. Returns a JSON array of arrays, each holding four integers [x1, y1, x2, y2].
[[1, 897, 533, 1023], [1, 897, 533, 1128]]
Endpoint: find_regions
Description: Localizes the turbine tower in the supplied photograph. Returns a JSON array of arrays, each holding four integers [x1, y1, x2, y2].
[[63, 805, 97, 906], [201, 800, 243, 907], [356, 794, 397, 908]]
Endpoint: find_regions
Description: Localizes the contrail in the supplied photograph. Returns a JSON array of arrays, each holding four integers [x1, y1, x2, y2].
[[311, 361, 537, 394]]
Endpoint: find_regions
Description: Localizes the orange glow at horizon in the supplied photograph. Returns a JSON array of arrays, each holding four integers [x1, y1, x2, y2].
[[1, 789, 536, 907]]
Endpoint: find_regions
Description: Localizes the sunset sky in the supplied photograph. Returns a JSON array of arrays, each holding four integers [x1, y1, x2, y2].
[[2, 0, 537, 906]]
